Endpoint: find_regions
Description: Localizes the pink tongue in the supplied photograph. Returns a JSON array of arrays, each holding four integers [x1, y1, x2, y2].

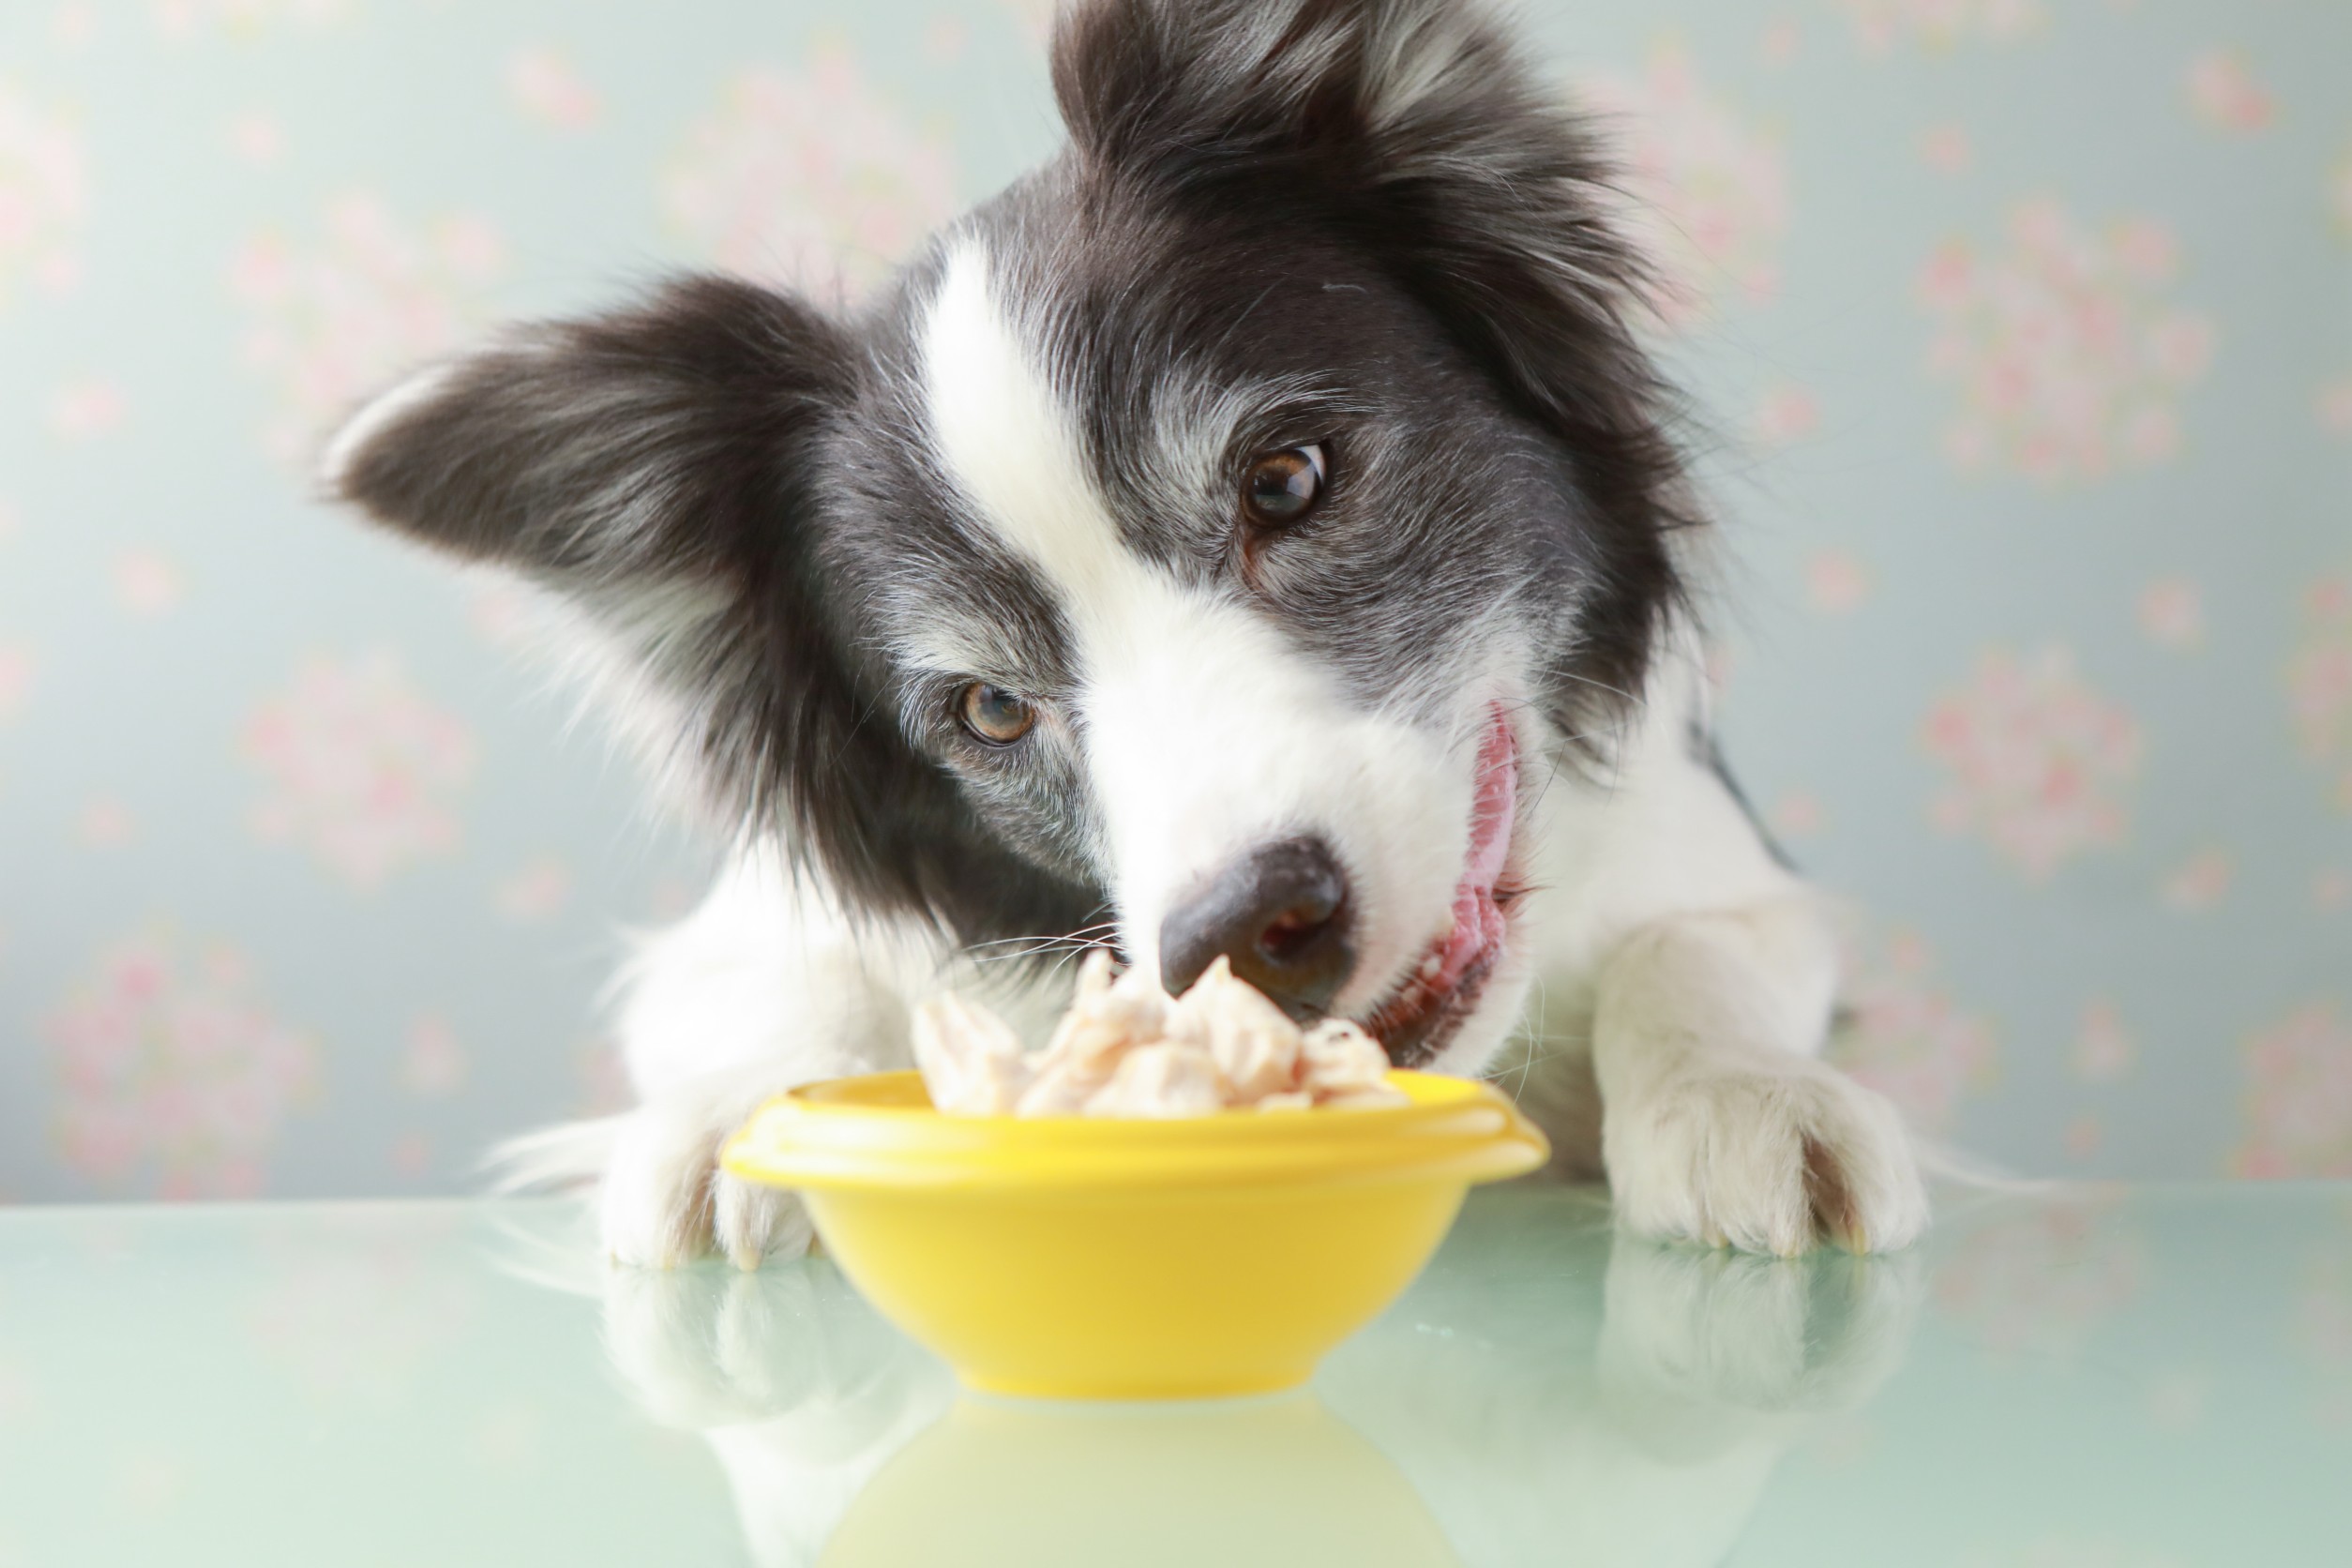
[[1425, 712, 1517, 990]]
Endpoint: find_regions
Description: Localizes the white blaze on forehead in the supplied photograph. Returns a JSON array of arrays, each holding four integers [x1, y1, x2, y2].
[[917, 243, 1473, 1009], [920, 245, 1130, 608]]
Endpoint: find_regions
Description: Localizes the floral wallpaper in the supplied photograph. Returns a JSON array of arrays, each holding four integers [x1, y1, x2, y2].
[[0, 0, 2344, 1202]]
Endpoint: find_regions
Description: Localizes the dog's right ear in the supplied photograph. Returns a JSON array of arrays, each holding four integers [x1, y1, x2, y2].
[[324, 274, 849, 596], [322, 274, 858, 838], [326, 275, 1108, 943]]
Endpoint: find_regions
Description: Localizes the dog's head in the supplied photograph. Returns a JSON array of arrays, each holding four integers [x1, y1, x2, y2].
[[325, 0, 1687, 1073]]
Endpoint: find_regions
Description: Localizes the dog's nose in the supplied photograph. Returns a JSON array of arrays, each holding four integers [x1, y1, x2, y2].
[[1158, 837, 1353, 1017]]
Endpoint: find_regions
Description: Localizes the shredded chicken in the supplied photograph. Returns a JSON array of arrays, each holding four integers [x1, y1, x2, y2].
[[911, 951, 1406, 1117]]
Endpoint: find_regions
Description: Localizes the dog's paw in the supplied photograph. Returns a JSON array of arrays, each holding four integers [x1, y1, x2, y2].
[[1602, 1058, 1927, 1257], [602, 1097, 814, 1271]]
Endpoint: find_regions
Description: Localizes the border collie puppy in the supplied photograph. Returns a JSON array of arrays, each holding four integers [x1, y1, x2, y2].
[[325, 0, 1927, 1267]]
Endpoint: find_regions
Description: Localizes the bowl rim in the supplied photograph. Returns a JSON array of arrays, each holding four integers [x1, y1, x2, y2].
[[721, 1069, 1549, 1194]]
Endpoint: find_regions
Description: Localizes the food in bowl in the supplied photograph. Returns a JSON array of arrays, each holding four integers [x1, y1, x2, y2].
[[913, 950, 1406, 1118]]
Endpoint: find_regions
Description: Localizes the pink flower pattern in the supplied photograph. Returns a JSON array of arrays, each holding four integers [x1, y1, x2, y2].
[[2317, 869, 2352, 913], [998, 0, 1056, 45], [2185, 51, 2273, 133], [2135, 578, 2204, 648], [2233, 1002, 2352, 1178], [492, 856, 572, 922], [1923, 646, 2143, 877], [507, 48, 600, 132], [2073, 999, 2134, 1083], [2320, 377, 2352, 439], [1843, 0, 2043, 53], [574, 1039, 633, 1118], [1806, 548, 1872, 613], [41, 929, 317, 1197], [663, 50, 957, 300], [1937, 1199, 2144, 1359], [0, 85, 85, 305], [0, 2, 2342, 1207], [0, 641, 31, 720], [1752, 384, 1822, 447], [2285, 576, 2352, 810], [230, 193, 504, 461], [227, 110, 282, 166], [1922, 122, 1973, 173], [1771, 789, 1826, 838], [400, 1018, 467, 1098], [113, 548, 182, 615], [2159, 848, 2233, 912], [1832, 924, 1999, 1131], [242, 653, 477, 889], [78, 798, 136, 848], [1582, 45, 1787, 327], [1920, 201, 2214, 481], [48, 377, 124, 441]]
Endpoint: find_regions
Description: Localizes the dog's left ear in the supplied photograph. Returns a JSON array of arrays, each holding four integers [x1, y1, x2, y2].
[[1054, 0, 1687, 726]]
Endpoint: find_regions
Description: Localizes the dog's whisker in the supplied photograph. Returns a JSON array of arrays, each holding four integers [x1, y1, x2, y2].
[[961, 923, 1118, 954]]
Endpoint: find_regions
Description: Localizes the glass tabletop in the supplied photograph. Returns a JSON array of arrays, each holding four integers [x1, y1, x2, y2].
[[0, 1183, 2344, 1566]]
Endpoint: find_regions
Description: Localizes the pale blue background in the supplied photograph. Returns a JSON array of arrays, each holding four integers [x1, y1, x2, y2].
[[0, 0, 2344, 1200]]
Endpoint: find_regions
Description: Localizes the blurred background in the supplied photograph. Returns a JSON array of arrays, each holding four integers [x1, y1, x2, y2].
[[0, 0, 2344, 1203]]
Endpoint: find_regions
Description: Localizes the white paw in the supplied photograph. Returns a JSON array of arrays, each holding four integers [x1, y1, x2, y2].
[[601, 1094, 813, 1271], [1602, 1059, 1928, 1257]]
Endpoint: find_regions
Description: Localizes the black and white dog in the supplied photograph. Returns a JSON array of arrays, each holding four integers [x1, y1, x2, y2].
[[326, 0, 1926, 1268]]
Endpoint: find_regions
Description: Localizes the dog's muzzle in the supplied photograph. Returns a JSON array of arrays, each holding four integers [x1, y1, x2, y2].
[[1156, 836, 1353, 1019]]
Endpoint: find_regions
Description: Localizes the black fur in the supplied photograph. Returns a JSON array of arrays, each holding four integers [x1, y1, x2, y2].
[[328, 0, 1692, 959], [1049, 0, 1691, 742], [332, 278, 1105, 945]]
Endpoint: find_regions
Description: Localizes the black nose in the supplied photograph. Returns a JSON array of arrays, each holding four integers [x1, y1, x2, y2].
[[1158, 837, 1353, 1018]]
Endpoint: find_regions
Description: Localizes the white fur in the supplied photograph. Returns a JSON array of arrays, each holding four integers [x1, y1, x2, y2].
[[580, 634, 1925, 1266], [552, 261, 1925, 1273], [918, 245, 1473, 1003], [318, 359, 460, 492], [575, 850, 1060, 1268]]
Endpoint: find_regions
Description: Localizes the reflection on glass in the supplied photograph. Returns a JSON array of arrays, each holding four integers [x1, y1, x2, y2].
[[578, 1188, 1920, 1567], [1321, 1191, 1922, 1566], [826, 1392, 1463, 1566]]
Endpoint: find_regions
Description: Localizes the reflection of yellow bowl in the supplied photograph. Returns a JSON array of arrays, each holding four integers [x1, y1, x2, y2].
[[822, 1392, 1463, 1568], [723, 1071, 1546, 1400]]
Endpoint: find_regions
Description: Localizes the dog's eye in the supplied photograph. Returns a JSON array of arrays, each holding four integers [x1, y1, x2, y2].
[[1241, 444, 1326, 528], [958, 683, 1036, 746]]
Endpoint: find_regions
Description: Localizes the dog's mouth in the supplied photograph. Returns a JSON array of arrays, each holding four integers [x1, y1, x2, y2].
[[1362, 705, 1524, 1068]]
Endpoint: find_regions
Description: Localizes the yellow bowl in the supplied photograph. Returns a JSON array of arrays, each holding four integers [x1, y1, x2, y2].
[[722, 1070, 1547, 1400]]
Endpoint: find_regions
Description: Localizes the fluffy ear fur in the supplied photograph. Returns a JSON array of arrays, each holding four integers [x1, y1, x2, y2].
[[324, 275, 858, 834], [324, 276, 1100, 943], [1052, 0, 1690, 732], [325, 277, 852, 584]]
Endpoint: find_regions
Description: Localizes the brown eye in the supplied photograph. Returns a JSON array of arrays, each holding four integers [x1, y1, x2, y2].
[[958, 683, 1035, 745], [1241, 443, 1326, 528]]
